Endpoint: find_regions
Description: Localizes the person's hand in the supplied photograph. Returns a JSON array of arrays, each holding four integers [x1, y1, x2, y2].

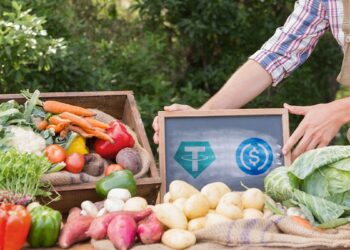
[[152, 104, 195, 144], [282, 102, 347, 160]]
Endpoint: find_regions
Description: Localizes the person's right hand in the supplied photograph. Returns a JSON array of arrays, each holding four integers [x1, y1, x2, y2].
[[152, 104, 195, 144]]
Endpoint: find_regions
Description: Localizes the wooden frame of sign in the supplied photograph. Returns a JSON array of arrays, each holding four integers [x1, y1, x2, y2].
[[158, 108, 291, 200]]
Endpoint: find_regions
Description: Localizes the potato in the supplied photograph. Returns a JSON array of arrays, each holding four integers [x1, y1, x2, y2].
[[124, 197, 148, 211], [243, 208, 264, 219], [242, 188, 265, 211], [215, 192, 243, 220], [173, 198, 187, 212], [205, 213, 232, 228], [161, 229, 196, 250], [163, 192, 173, 203], [115, 148, 142, 174], [184, 193, 210, 219], [188, 217, 206, 232], [170, 180, 199, 200], [201, 182, 231, 209], [154, 203, 188, 229]]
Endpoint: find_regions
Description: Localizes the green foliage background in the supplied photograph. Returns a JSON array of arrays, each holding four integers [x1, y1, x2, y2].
[[0, 0, 347, 151]]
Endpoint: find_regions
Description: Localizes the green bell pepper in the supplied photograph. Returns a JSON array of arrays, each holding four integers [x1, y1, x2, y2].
[[27, 205, 62, 248], [96, 169, 137, 198]]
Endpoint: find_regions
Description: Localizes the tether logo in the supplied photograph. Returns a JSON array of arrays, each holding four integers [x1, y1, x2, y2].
[[174, 141, 215, 178], [236, 137, 273, 175]]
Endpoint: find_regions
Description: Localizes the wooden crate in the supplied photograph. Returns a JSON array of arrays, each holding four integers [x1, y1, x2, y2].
[[0, 91, 161, 214]]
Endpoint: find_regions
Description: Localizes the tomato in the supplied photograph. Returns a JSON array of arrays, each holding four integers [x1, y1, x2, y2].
[[65, 153, 85, 173], [104, 164, 124, 176], [45, 145, 66, 164]]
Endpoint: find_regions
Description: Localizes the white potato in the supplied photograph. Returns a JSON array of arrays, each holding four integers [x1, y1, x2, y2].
[[184, 193, 210, 219], [124, 197, 148, 211], [162, 229, 196, 250], [201, 182, 231, 209], [216, 203, 242, 220], [243, 208, 264, 219], [154, 203, 188, 229], [205, 213, 232, 228], [188, 217, 206, 232], [173, 198, 187, 212], [163, 192, 173, 203], [81, 200, 99, 216], [170, 180, 199, 200], [242, 188, 265, 211]]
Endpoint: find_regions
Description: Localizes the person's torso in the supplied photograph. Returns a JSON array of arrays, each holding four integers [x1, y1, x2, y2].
[[322, 0, 345, 50]]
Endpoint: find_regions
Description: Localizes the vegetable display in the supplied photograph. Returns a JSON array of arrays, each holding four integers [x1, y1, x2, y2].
[[0, 203, 31, 250], [27, 205, 62, 247], [265, 146, 350, 227]]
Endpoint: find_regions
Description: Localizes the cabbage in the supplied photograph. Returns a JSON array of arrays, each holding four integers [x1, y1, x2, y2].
[[265, 146, 350, 227]]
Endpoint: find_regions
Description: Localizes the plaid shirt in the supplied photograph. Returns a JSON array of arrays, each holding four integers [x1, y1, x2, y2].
[[250, 0, 345, 85]]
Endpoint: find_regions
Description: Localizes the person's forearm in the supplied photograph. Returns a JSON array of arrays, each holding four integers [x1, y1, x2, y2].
[[200, 60, 272, 110]]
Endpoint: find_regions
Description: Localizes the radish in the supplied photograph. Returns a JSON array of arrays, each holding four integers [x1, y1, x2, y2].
[[137, 212, 164, 244], [107, 215, 137, 250]]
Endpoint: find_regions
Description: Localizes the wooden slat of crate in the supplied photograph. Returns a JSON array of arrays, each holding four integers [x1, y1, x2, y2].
[[0, 91, 160, 213]]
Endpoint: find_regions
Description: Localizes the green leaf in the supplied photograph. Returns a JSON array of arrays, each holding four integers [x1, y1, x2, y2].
[[264, 167, 294, 202], [317, 217, 350, 229]]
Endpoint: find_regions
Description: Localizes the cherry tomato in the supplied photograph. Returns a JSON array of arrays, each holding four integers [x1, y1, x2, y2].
[[104, 164, 124, 176], [65, 153, 85, 173], [45, 145, 66, 164]]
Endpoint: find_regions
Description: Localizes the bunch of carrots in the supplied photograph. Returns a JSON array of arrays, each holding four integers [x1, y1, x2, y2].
[[36, 101, 113, 143]]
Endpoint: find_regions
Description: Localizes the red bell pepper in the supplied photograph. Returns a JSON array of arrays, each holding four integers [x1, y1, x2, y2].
[[0, 203, 31, 250], [94, 120, 135, 159]]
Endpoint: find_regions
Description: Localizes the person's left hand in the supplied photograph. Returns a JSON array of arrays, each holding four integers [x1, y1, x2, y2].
[[282, 102, 346, 161]]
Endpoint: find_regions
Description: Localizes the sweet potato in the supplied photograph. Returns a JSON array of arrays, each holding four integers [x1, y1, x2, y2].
[[107, 215, 137, 250], [58, 213, 94, 248], [137, 212, 164, 244], [86, 208, 152, 240]]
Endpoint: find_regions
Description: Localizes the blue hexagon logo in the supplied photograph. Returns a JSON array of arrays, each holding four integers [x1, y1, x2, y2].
[[174, 141, 216, 178]]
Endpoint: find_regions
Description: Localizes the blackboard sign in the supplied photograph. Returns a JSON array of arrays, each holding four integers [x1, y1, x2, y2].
[[158, 109, 290, 198]]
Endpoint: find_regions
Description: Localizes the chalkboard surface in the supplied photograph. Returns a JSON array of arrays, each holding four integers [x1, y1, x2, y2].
[[158, 109, 290, 197]]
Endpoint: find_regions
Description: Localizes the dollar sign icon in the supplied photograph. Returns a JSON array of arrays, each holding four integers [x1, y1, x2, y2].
[[248, 147, 260, 166], [236, 138, 273, 175]]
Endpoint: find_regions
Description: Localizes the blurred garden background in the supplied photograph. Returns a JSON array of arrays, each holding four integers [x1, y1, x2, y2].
[[0, 0, 348, 151]]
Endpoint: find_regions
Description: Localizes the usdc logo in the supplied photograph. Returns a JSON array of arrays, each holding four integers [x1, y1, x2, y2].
[[174, 141, 215, 178], [236, 137, 273, 175]]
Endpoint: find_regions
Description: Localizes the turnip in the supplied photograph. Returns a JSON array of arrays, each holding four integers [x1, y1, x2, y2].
[[243, 208, 264, 219], [107, 215, 137, 250], [137, 212, 164, 244], [242, 188, 265, 210]]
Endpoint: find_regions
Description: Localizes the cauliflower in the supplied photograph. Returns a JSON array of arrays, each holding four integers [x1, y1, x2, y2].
[[7, 126, 46, 155]]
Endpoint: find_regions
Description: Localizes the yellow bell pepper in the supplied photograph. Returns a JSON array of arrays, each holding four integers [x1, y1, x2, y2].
[[65, 135, 89, 155]]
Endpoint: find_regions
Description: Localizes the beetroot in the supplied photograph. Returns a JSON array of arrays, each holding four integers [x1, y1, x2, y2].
[[58, 209, 94, 249], [137, 212, 164, 244], [107, 215, 137, 250], [86, 208, 152, 240]]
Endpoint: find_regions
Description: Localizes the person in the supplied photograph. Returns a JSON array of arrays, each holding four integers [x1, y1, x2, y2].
[[153, 0, 350, 160]]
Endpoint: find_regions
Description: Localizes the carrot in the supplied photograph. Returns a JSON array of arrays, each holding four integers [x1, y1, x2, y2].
[[60, 127, 69, 139], [47, 123, 66, 133], [84, 117, 109, 129], [84, 128, 114, 143], [68, 125, 93, 138], [43, 101, 94, 117], [60, 112, 94, 131], [36, 120, 48, 131], [291, 216, 313, 230], [49, 116, 71, 125], [94, 127, 107, 133]]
